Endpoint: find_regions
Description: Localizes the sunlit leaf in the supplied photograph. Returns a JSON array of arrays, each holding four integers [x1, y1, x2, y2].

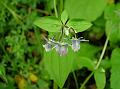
[[34, 16, 62, 32], [65, 0, 107, 21], [44, 48, 74, 88], [67, 20, 92, 32]]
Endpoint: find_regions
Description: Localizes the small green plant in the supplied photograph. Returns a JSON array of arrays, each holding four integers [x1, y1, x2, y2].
[[34, 0, 107, 88], [1, 0, 120, 89]]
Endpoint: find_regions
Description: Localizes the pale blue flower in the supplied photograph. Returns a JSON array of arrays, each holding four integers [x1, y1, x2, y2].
[[55, 43, 68, 56], [43, 42, 52, 52], [71, 38, 80, 52], [71, 38, 89, 52]]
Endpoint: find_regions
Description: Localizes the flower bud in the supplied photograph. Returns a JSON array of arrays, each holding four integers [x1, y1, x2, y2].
[[64, 27, 69, 36]]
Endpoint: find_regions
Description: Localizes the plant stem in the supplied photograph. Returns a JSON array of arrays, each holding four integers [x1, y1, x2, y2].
[[54, 0, 58, 17], [79, 32, 111, 89], [80, 72, 94, 89], [95, 37, 109, 69], [73, 72, 79, 89], [53, 81, 58, 89]]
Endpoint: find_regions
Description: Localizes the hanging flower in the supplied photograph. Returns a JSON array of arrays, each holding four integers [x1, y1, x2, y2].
[[55, 43, 68, 56], [71, 38, 80, 52], [71, 37, 89, 52], [43, 41, 52, 52]]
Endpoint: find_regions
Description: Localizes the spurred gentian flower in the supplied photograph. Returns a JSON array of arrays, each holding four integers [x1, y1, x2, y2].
[[55, 43, 68, 56], [43, 42, 52, 52], [71, 38, 80, 52]]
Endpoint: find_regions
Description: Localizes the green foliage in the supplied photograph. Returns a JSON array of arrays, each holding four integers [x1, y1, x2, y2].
[[0, 0, 120, 89], [65, 0, 107, 21], [67, 20, 92, 32], [0, 65, 5, 76], [105, 4, 120, 43], [34, 11, 92, 33], [110, 48, 120, 89], [73, 57, 95, 71], [34, 16, 62, 32], [77, 43, 100, 59], [94, 67, 106, 89], [72, 43, 100, 71], [44, 48, 74, 88], [0, 76, 15, 89]]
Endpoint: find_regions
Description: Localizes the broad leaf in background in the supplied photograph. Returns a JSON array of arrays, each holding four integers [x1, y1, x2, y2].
[[61, 10, 68, 24], [94, 67, 106, 89], [34, 16, 62, 32], [105, 4, 120, 43], [44, 48, 74, 88], [67, 20, 92, 32], [100, 59, 111, 69], [72, 43, 100, 71], [72, 57, 95, 71], [110, 48, 120, 89], [65, 0, 107, 21], [77, 43, 100, 59]]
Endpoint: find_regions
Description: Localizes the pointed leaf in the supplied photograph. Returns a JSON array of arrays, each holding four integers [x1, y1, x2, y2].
[[44, 48, 74, 88], [34, 16, 62, 32], [67, 20, 92, 32], [94, 67, 106, 89]]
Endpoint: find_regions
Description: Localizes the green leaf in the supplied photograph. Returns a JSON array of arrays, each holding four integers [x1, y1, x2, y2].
[[43, 48, 74, 88], [67, 20, 92, 32], [105, 20, 120, 43], [34, 16, 62, 32], [77, 43, 100, 59], [110, 48, 120, 89], [65, 0, 107, 21], [73, 57, 95, 71], [105, 4, 120, 43], [94, 67, 106, 89], [72, 43, 100, 71], [100, 59, 111, 69], [61, 10, 68, 24]]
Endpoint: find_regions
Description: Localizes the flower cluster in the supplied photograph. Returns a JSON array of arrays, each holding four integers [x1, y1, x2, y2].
[[43, 37, 88, 56], [42, 26, 89, 56]]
